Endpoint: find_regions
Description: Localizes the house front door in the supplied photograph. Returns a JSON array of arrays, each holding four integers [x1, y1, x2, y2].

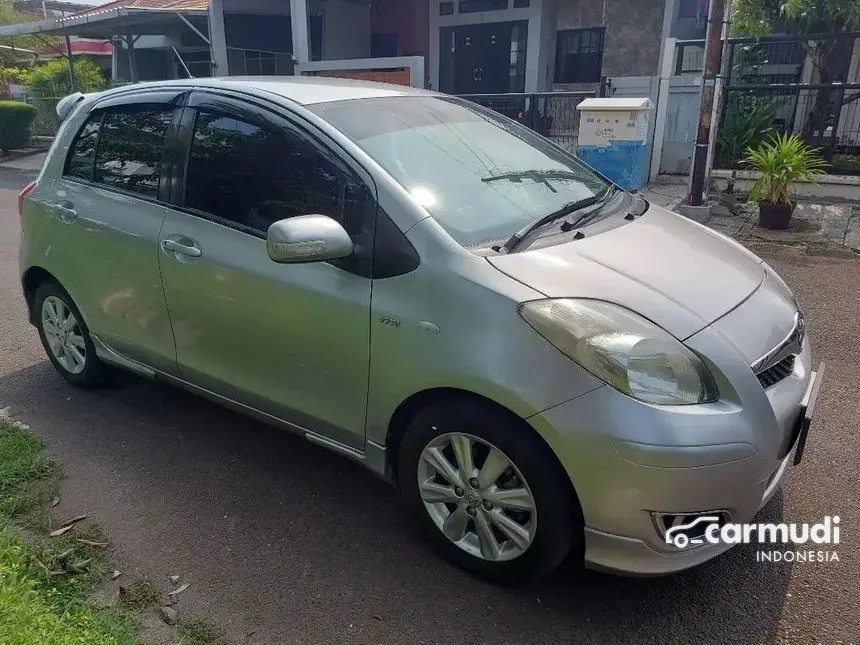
[[440, 21, 528, 95]]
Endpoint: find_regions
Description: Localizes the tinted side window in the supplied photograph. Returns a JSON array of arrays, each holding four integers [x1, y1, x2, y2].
[[93, 108, 174, 198], [184, 109, 372, 236], [65, 114, 102, 180]]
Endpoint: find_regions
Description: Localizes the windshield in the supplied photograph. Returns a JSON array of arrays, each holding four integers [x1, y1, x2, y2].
[[311, 96, 611, 247]]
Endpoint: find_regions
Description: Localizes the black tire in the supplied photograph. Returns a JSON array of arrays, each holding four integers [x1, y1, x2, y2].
[[398, 397, 582, 586], [33, 279, 109, 389]]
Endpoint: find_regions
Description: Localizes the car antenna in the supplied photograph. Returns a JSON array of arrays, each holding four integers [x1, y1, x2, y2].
[[173, 47, 195, 78]]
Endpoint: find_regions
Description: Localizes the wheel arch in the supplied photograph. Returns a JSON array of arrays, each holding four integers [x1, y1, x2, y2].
[[385, 387, 582, 511], [22, 266, 58, 324]]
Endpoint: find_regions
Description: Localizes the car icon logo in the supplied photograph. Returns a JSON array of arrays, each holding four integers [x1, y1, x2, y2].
[[665, 516, 722, 548]]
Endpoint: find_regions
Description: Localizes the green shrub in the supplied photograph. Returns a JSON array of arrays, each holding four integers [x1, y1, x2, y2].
[[717, 100, 777, 169], [21, 58, 108, 99], [0, 101, 37, 154], [832, 154, 860, 171]]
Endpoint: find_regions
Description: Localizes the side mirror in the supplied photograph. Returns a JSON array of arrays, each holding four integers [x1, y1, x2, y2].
[[266, 215, 353, 264]]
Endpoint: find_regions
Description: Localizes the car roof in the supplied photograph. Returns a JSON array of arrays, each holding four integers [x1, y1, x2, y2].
[[91, 76, 438, 106]]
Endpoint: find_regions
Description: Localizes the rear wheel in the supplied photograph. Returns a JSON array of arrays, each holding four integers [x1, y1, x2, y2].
[[34, 280, 109, 388], [398, 398, 580, 585]]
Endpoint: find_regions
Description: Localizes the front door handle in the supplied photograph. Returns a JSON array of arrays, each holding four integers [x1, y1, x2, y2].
[[162, 238, 202, 258], [53, 201, 78, 223]]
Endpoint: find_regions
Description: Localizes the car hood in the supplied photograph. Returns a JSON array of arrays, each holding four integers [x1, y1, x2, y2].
[[488, 205, 766, 339]]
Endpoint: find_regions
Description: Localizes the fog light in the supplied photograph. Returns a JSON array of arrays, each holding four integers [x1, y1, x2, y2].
[[652, 510, 732, 548]]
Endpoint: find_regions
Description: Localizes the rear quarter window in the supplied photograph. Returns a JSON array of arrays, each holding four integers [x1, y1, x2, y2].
[[64, 114, 101, 180]]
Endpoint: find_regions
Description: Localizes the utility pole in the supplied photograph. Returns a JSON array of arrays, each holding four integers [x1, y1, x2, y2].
[[704, 1, 733, 194], [65, 35, 78, 92], [687, 0, 727, 206]]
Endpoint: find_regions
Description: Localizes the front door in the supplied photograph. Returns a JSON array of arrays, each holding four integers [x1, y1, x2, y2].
[[157, 93, 376, 448], [440, 21, 529, 95]]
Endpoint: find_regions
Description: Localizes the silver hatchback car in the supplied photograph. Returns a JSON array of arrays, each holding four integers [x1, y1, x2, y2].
[[19, 78, 822, 585]]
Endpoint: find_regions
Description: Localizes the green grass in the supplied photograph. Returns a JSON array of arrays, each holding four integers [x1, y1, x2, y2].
[[0, 531, 138, 645], [0, 419, 56, 518], [0, 417, 138, 645], [178, 618, 229, 645], [0, 415, 230, 644]]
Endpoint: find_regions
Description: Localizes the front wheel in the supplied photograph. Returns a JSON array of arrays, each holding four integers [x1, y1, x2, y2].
[[398, 399, 581, 585]]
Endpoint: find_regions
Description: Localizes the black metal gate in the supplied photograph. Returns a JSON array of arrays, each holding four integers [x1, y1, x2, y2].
[[701, 32, 860, 175], [457, 91, 596, 150]]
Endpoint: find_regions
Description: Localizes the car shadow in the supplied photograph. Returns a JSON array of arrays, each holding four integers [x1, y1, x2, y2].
[[0, 361, 791, 645]]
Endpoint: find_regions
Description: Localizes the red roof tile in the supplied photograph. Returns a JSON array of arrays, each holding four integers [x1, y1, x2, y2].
[[71, 0, 208, 17]]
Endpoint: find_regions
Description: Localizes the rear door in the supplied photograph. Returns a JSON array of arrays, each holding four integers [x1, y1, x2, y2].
[[26, 91, 184, 374], [157, 91, 377, 448]]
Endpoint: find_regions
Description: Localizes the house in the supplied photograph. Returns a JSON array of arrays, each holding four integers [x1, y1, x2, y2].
[[0, 0, 706, 93], [430, 0, 707, 94]]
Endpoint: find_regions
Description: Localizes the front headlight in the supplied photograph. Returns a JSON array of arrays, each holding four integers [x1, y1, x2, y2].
[[519, 299, 718, 405]]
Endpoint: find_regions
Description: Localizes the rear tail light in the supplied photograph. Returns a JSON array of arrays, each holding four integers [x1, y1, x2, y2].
[[18, 180, 37, 218]]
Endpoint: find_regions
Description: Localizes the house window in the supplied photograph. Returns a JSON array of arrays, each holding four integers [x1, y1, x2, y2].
[[244, 50, 277, 75], [513, 0, 530, 6], [439, 2, 454, 15], [177, 50, 212, 78], [458, 0, 507, 13], [678, 0, 709, 19], [554, 28, 604, 84]]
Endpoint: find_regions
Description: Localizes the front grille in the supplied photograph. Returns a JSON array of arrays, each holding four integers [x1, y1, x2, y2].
[[756, 355, 796, 388]]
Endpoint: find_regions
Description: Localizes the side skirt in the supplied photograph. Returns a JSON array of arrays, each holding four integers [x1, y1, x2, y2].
[[91, 333, 393, 483]]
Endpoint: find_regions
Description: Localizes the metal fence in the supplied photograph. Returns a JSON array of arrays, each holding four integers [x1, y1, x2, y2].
[[716, 84, 860, 175], [675, 34, 859, 86], [458, 91, 595, 151], [21, 96, 62, 137]]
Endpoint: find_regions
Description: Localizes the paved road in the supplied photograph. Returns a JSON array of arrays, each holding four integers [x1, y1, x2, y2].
[[1, 171, 857, 644]]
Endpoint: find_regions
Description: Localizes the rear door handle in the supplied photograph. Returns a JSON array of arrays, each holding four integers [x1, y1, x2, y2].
[[53, 201, 78, 223], [162, 238, 202, 258]]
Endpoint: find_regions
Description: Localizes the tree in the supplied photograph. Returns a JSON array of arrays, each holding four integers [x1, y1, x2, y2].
[[733, 0, 860, 146], [0, 1, 56, 60], [22, 57, 107, 98]]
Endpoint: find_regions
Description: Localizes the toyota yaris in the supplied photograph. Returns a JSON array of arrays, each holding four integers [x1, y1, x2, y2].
[[19, 77, 822, 585]]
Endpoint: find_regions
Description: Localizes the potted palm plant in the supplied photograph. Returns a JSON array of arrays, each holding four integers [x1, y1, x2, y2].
[[743, 133, 827, 230]]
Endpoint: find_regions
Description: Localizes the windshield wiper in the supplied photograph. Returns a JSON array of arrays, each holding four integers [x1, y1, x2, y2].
[[481, 169, 586, 194], [498, 185, 617, 254], [561, 185, 620, 232]]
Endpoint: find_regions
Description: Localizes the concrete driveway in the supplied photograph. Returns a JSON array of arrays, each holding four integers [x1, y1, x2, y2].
[[1, 172, 857, 644]]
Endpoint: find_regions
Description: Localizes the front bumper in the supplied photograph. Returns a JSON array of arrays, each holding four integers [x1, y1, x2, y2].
[[582, 421, 801, 576], [527, 329, 820, 576]]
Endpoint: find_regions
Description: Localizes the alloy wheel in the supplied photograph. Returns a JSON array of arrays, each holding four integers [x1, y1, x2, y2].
[[416, 432, 537, 562], [41, 295, 87, 375]]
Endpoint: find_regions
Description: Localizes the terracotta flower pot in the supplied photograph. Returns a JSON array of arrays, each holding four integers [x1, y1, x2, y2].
[[758, 202, 793, 230]]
